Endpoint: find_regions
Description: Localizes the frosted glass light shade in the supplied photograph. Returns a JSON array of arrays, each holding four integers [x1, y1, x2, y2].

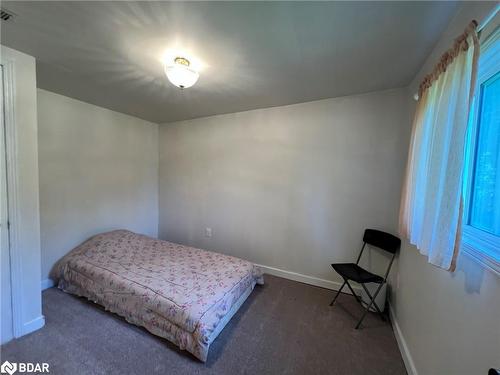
[[165, 59, 199, 89]]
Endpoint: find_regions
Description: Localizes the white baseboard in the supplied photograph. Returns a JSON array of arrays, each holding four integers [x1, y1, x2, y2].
[[388, 302, 418, 375], [255, 263, 361, 295], [41, 278, 55, 290], [22, 315, 45, 336]]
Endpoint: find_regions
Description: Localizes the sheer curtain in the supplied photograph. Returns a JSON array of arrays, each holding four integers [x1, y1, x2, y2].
[[399, 21, 479, 271]]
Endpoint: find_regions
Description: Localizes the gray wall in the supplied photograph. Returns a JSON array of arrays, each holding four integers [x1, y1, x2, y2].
[[391, 3, 500, 374], [393, 240, 499, 375], [38, 89, 159, 281], [0, 46, 43, 343], [159, 89, 409, 286]]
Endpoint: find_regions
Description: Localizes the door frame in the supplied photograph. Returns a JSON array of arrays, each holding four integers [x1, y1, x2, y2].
[[1, 60, 24, 338]]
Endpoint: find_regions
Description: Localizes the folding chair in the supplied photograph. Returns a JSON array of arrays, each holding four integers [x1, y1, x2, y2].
[[329, 229, 400, 329]]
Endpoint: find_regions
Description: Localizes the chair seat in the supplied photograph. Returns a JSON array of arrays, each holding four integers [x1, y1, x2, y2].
[[331, 263, 384, 284]]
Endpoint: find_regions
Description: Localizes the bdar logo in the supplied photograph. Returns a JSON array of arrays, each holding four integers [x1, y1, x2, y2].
[[0, 361, 17, 375]]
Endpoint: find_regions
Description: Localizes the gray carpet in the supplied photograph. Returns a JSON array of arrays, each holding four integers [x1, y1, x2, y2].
[[1, 275, 406, 375]]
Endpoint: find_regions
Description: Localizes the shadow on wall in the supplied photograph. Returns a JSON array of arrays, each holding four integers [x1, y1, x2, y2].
[[389, 239, 492, 311], [452, 253, 487, 294]]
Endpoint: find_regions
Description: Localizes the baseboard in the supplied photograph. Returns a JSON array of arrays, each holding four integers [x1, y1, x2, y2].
[[41, 278, 55, 290], [22, 315, 45, 336], [43, 265, 360, 298], [255, 263, 361, 295], [388, 302, 418, 375]]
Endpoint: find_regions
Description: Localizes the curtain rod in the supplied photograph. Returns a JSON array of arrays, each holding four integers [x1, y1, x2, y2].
[[478, 4, 499, 32], [412, 5, 499, 101]]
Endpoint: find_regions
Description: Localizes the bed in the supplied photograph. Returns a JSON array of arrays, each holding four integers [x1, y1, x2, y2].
[[53, 230, 264, 361]]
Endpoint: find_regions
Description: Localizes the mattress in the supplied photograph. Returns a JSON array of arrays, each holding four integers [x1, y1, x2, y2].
[[53, 230, 264, 361]]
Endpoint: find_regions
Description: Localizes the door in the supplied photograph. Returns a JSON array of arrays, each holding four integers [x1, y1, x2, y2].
[[0, 63, 13, 344]]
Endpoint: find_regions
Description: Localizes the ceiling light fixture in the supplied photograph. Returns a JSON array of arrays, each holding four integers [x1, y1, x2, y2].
[[165, 56, 199, 89]]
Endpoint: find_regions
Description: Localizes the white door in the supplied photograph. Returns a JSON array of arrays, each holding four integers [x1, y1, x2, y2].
[[0, 63, 13, 344]]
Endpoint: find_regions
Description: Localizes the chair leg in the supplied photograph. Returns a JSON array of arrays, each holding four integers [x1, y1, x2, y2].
[[355, 283, 385, 329], [329, 280, 347, 306], [345, 280, 362, 304], [361, 283, 386, 321]]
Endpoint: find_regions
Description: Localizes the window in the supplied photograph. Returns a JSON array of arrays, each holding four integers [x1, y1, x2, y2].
[[469, 72, 500, 235], [462, 27, 500, 273]]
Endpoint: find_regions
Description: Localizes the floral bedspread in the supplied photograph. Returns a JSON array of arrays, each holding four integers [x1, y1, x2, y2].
[[53, 230, 264, 361]]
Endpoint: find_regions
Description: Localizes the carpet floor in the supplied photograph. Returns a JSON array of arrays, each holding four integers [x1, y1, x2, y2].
[[1, 275, 406, 375]]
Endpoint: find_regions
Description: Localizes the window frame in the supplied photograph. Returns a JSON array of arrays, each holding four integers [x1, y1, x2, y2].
[[462, 26, 500, 275]]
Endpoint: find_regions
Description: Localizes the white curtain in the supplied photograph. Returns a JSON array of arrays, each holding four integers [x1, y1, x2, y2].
[[399, 23, 479, 271]]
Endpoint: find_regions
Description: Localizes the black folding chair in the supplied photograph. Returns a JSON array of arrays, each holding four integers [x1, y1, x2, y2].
[[329, 229, 400, 329]]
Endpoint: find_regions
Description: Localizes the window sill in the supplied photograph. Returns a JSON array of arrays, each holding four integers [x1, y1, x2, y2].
[[461, 226, 500, 276]]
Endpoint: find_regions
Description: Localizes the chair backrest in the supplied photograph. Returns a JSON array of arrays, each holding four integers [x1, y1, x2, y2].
[[356, 229, 401, 281], [363, 229, 401, 254]]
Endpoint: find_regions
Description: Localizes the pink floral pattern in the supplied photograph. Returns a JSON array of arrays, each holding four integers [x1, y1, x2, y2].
[[53, 230, 264, 361]]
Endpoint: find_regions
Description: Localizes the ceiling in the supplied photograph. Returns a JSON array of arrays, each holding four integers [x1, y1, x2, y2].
[[1, 1, 460, 123]]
